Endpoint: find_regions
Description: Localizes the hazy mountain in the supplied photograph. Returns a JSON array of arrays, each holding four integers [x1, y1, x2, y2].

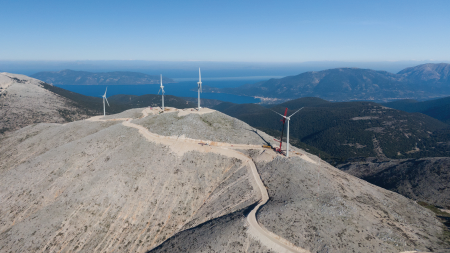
[[31, 69, 176, 85], [399, 63, 450, 84], [213, 97, 450, 164], [383, 96, 450, 124], [208, 63, 450, 102]]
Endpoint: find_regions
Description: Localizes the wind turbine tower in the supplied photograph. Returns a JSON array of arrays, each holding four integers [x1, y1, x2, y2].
[[271, 107, 304, 157], [102, 87, 110, 116], [158, 74, 165, 110], [197, 68, 202, 110]]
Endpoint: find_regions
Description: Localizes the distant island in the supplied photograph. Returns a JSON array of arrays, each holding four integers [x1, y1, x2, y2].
[[31, 69, 176, 85]]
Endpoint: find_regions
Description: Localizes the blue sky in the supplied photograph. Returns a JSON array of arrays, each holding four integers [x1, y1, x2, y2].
[[1, 0, 449, 62]]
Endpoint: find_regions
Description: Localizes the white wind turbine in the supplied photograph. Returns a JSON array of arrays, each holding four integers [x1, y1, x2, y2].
[[102, 87, 110, 116], [158, 74, 165, 110], [271, 107, 304, 157], [197, 68, 202, 110]]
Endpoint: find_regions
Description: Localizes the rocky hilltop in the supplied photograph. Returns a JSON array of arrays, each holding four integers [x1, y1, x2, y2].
[[1, 105, 449, 252], [0, 72, 97, 134]]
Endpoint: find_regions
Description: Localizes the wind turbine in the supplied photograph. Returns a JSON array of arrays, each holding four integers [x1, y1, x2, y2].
[[271, 107, 304, 157], [158, 74, 165, 110], [197, 68, 202, 110], [102, 87, 110, 116]]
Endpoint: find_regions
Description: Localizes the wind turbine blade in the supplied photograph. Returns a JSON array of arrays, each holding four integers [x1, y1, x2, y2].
[[288, 107, 304, 118], [158, 88, 161, 95], [105, 97, 110, 107], [160, 74, 162, 85], [199, 68, 201, 82], [270, 109, 285, 118]]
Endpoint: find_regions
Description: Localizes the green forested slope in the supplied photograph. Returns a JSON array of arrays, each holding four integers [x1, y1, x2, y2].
[[213, 97, 450, 164]]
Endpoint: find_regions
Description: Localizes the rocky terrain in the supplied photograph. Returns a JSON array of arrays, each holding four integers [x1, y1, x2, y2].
[[338, 157, 450, 208], [154, 147, 449, 252], [0, 108, 261, 252], [1, 104, 449, 252], [0, 72, 96, 134]]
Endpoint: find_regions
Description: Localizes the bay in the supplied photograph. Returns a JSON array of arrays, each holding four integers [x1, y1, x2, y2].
[[55, 79, 265, 104]]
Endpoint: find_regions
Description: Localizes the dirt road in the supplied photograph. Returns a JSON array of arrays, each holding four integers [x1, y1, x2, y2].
[[90, 107, 311, 253]]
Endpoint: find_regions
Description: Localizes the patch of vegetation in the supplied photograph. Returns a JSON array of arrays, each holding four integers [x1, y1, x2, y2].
[[0, 127, 10, 135], [213, 98, 450, 165], [418, 201, 450, 244], [418, 201, 450, 218]]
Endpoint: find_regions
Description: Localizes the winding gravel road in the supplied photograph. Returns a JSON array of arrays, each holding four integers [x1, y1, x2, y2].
[[89, 107, 311, 253]]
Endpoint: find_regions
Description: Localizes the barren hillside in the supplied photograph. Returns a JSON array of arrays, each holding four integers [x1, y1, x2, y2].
[[0, 72, 96, 134], [0, 107, 448, 252]]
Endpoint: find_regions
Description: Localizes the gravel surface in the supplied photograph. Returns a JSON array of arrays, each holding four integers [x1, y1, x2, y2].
[[0, 73, 92, 134], [150, 208, 275, 253], [1, 106, 448, 253], [101, 108, 144, 120], [134, 111, 272, 146], [0, 117, 260, 252], [248, 151, 448, 253]]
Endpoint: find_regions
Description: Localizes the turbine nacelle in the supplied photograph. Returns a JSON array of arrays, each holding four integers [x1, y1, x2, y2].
[[158, 74, 165, 95]]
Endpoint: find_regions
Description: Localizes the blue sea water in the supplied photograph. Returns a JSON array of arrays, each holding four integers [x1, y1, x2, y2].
[[55, 79, 266, 104]]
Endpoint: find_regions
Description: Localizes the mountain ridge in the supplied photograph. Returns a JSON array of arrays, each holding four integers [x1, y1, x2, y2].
[[205, 63, 450, 102]]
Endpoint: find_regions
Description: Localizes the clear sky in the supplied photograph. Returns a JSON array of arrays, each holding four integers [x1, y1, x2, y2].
[[1, 0, 449, 62]]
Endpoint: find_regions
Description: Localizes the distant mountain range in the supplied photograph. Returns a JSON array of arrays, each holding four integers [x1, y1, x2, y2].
[[205, 63, 450, 102], [31, 69, 176, 85]]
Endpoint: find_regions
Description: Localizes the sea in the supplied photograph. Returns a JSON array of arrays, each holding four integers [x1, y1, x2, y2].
[[55, 78, 274, 104]]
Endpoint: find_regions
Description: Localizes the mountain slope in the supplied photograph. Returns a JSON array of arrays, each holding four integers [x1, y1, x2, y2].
[[213, 98, 450, 163], [1, 107, 448, 252], [0, 72, 99, 134], [383, 96, 450, 124], [220, 68, 412, 101], [0, 109, 264, 252], [338, 157, 450, 208], [208, 63, 450, 102], [31, 69, 176, 85], [399, 63, 450, 85]]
